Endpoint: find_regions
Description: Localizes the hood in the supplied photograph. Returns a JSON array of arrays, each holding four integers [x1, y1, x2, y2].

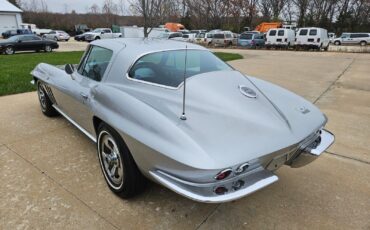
[[119, 71, 326, 168]]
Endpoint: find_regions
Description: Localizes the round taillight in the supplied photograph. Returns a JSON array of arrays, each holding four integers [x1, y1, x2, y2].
[[214, 186, 228, 195], [235, 163, 249, 175], [214, 169, 232, 180]]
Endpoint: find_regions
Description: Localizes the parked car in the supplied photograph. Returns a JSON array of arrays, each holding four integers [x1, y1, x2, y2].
[[158, 32, 183, 40], [1, 29, 32, 39], [333, 33, 370, 46], [295, 27, 330, 50], [0, 34, 58, 55], [238, 33, 265, 48], [31, 38, 334, 203], [84, 28, 122, 42], [42, 30, 70, 41], [204, 33, 215, 46], [182, 33, 196, 43], [212, 31, 234, 47], [20, 23, 52, 36], [75, 32, 88, 41], [266, 28, 295, 49], [328, 32, 336, 43]]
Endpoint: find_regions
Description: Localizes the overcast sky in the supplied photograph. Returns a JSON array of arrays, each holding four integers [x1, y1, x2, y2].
[[42, 0, 128, 14]]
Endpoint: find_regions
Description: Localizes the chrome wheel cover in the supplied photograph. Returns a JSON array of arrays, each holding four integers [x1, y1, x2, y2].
[[37, 83, 47, 111], [45, 45, 52, 52], [98, 131, 124, 189], [5, 47, 13, 54]]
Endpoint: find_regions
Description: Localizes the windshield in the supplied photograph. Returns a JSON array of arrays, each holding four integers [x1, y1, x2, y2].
[[128, 50, 233, 88], [93, 29, 102, 33], [6, 36, 19, 42], [240, 34, 253, 40]]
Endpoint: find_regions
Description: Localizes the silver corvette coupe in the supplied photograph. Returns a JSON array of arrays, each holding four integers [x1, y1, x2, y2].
[[31, 38, 334, 203]]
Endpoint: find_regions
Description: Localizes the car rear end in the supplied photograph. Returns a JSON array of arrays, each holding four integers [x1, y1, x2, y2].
[[57, 31, 70, 41], [238, 33, 255, 48], [212, 33, 226, 47], [204, 33, 214, 46], [297, 28, 324, 49]]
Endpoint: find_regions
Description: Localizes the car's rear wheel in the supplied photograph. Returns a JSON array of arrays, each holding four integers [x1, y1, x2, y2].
[[54, 36, 58, 41], [97, 123, 146, 198], [334, 41, 341, 46], [360, 41, 367, 46], [37, 81, 58, 117], [4, 46, 14, 55], [44, 45, 52, 52]]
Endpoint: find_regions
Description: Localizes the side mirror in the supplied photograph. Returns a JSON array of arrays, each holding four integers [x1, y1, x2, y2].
[[65, 64, 75, 75]]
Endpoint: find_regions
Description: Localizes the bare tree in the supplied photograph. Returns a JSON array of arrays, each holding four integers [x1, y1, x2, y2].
[[130, 0, 180, 37], [292, 0, 311, 26], [89, 4, 101, 14]]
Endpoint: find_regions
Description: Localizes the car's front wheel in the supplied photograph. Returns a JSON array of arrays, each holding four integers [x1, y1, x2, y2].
[[97, 123, 146, 198], [4, 46, 14, 55], [44, 45, 52, 52], [37, 81, 58, 117], [334, 41, 341, 46]]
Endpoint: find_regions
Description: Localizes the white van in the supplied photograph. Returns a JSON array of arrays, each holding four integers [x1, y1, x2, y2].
[[266, 28, 295, 48], [295, 27, 330, 50]]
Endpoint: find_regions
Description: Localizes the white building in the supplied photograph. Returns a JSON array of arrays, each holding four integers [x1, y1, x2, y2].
[[0, 0, 23, 35]]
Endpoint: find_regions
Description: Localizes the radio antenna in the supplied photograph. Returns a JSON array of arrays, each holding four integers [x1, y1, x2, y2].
[[180, 45, 188, 121]]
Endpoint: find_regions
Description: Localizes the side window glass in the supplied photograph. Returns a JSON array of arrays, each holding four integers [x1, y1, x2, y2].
[[269, 30, 276, 36], [299, 29, 308, 36], [278, 30, 284, 36], [309, 29, 317, 36], [78, 46, 113, 81]]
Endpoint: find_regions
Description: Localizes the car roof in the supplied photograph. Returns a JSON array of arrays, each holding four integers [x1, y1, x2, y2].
[[91, 38, 206, 57]]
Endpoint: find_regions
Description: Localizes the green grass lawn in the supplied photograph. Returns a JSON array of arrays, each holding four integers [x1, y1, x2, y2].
[[214, 52, 243, 62], [0, 51, 242, 96], [0, 51, 84, 96]]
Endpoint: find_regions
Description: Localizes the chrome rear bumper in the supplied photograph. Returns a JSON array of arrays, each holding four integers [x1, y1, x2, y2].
[[287, 129, 335, 168], [150, 167, 278, 203], [150, 129, 334, 203]]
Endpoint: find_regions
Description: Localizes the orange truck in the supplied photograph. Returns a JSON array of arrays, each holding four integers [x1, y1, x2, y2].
[[255, 22, 282, 33], [164, 23, 185, 32]]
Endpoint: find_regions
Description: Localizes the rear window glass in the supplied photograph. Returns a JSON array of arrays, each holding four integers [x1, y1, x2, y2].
[[269, 30, 276, 36], [128, 50, 232, 88], [213, 34, 225, 39], [278, 30, 285, 36], [309, 29, 317, 36], [240, 33, 253, 40], [299, 29, 308, 36]]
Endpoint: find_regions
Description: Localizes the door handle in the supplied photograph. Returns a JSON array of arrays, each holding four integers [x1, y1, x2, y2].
[[80, 93, 88, 100]]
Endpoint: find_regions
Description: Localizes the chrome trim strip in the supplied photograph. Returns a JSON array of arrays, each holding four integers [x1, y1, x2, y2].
[[52, 105, 96, 143]]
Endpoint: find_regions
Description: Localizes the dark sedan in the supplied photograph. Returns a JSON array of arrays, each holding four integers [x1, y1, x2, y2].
[[74, 33, 86, 41], [0, 35, 59, 55]]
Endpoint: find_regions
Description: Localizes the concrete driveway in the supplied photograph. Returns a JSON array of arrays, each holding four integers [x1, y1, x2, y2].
[[0, 50, 369, 230]]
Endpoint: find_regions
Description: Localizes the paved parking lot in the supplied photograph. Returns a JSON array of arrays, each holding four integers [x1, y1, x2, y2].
[[0, 50, 369, 229]]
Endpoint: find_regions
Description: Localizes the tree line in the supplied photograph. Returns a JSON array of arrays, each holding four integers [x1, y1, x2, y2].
[[11, 0, 370, 35]]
